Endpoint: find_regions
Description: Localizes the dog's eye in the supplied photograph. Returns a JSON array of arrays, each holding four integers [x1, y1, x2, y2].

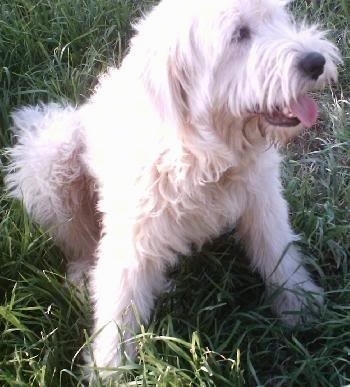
[[234, 26, 251, 42]]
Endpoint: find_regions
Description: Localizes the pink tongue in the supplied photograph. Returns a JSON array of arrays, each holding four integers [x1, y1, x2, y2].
[[290, 95, 319, 128]]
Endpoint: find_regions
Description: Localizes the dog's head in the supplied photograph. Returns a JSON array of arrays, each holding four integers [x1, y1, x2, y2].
[[128, 0, 340, 136]]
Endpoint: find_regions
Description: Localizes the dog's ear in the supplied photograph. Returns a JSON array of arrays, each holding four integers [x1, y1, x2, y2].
[[166, 49, 190, 126], [130, 26, 190, 128], [140, 44, 190, 129], [130, 7, 193, 129]]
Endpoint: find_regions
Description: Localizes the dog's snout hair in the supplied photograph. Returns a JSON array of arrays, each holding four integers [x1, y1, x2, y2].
[[299, 51, 326, 80]]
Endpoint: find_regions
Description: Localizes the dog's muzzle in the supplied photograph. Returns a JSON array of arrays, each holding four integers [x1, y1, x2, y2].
[[264, 51, 327, 128]]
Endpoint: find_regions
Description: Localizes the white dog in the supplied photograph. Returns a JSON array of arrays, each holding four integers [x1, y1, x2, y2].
[[5, 0, 340, 373]]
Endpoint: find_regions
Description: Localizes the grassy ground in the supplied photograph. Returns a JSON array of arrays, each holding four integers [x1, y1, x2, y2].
[[0, 0, 349, 386]]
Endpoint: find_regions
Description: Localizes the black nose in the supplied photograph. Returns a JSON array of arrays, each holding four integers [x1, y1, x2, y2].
[[299, 52, 326, 80]]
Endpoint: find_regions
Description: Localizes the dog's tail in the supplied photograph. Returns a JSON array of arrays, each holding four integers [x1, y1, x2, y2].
[[4, 104, 99, 280], [5, 103, 83, 227]]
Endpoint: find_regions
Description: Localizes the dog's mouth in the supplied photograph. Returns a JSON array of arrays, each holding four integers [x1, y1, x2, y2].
[[263, 95, 319, 128]]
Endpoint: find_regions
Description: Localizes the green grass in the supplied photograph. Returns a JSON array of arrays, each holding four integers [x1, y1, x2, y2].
[[0, 0, 349, 385]]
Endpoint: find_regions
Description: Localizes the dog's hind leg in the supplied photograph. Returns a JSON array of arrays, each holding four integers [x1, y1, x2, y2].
[[5, 104, 100, 284]]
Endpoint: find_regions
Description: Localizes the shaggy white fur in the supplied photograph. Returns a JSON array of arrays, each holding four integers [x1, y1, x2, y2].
[[5, 0, 340, 375]]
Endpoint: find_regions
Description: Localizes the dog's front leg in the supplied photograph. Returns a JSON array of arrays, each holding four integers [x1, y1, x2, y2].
[[89, 230, 166, 372], [236, 160, 323, 325]]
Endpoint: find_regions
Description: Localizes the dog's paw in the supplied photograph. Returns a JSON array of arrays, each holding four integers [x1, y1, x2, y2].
[[271, 280, 324, 327], [82, 344, 124, 383], [83, 324, 138, 381]]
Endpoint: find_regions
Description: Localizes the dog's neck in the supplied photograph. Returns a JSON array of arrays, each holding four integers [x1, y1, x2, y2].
[[166, 112, 268, 186]]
